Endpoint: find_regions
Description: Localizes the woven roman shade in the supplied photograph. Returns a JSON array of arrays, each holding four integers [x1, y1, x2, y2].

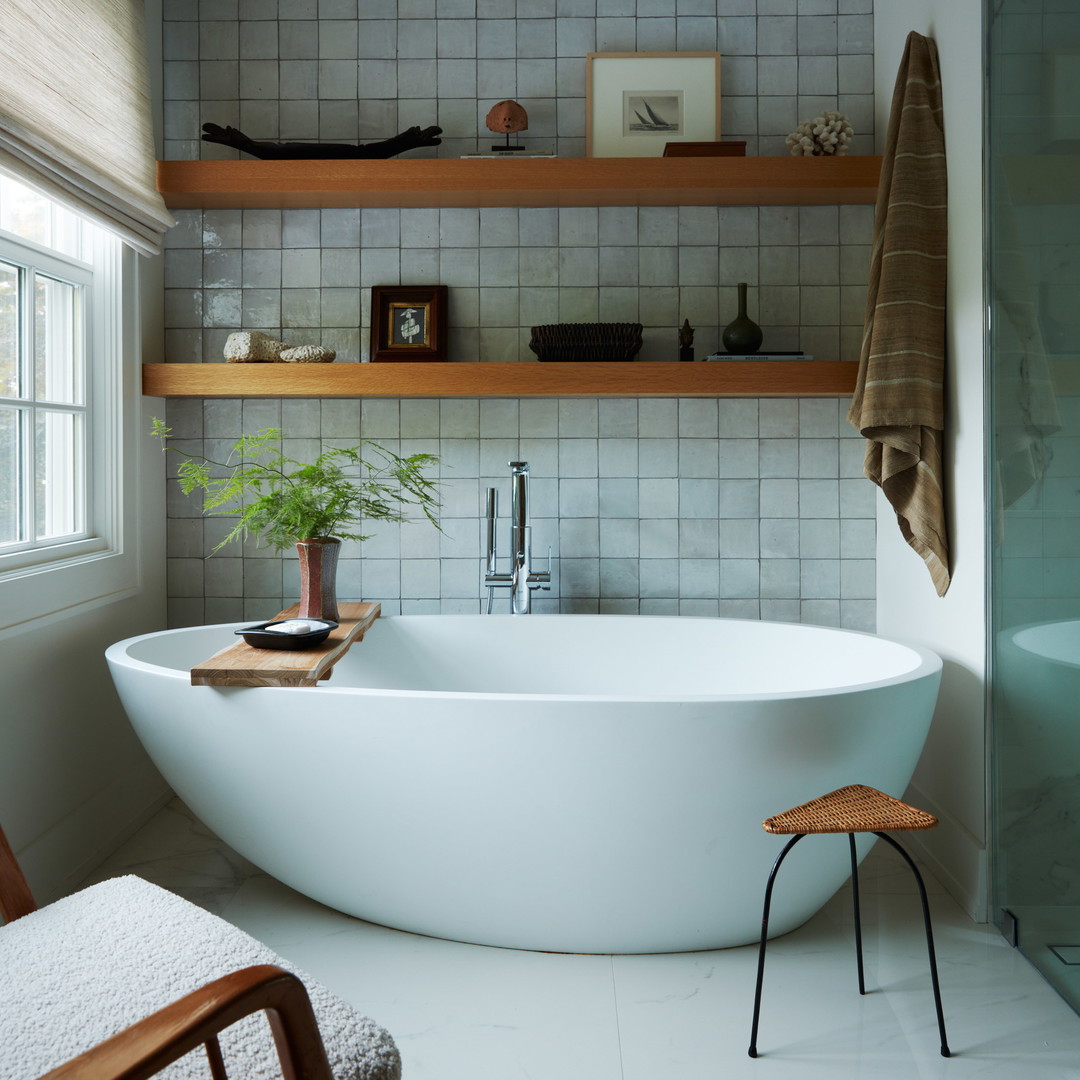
[[0, 0, 174, 256]]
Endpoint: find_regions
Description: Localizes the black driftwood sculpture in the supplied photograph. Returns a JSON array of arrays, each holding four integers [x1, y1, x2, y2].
[[201, 122, 442, 160]]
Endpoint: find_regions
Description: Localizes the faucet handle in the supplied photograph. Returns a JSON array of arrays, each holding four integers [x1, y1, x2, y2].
[[485, 486, 498, 574], [540, 546, 552, 591], [530, 544, 552, 590]]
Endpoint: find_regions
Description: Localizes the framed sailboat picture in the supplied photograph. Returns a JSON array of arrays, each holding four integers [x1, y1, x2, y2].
[[586, 52, 720, 158]]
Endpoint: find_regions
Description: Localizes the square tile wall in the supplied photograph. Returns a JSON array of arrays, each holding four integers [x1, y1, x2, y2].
[[165, 202, 873, 368], [164, 394, 876, 627], [159, 0, 878, 629], [162, 0, 876, 161]]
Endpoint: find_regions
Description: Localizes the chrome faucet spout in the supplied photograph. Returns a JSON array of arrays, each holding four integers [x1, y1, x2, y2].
[[509, 463, 531, 614], [483, 461, 552, 613]]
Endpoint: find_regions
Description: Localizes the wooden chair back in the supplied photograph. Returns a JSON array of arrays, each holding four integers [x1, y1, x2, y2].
[[0, 821, 38, 922], [38, 965, 334, 1080], [0, 821, 334, 1080]]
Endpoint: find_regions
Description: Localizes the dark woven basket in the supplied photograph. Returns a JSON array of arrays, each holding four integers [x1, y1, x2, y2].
[[529, 322, 644, 362]]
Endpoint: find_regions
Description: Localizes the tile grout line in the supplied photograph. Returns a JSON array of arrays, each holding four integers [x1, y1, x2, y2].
[[609, 955, 626, 1080]]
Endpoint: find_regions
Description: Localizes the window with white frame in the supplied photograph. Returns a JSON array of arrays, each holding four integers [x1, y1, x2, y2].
[[0, 172, 126, 584]]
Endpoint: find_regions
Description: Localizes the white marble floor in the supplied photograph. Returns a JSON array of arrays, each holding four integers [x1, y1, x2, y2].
[[84, 800, 1080, 1080]]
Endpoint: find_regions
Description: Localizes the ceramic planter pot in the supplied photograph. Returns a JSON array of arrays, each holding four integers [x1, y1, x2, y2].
[[296, 537, 341, 621]]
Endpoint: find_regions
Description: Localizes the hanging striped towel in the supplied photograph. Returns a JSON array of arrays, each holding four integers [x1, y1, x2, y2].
[[847, 31, 950, 596]]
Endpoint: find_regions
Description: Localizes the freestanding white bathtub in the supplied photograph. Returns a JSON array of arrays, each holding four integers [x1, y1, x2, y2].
[[106, 615, 941, 954]]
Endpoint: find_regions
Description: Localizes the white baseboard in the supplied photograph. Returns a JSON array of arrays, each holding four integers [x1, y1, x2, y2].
[[902, 781, 988, 923], [19, 761, 172, 903]]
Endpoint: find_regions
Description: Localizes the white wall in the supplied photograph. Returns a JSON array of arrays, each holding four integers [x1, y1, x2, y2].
[[0, 585, 169, 903], [873, 1, 988, 919]]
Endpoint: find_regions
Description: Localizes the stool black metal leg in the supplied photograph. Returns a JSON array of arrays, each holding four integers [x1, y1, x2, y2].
[[748, 833, 805, 1059], [849, 833, 866, 994], [874, 832, 951, 1058]]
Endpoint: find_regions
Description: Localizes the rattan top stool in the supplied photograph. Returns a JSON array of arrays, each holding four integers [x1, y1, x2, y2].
[[748, 784, 950, 1059]]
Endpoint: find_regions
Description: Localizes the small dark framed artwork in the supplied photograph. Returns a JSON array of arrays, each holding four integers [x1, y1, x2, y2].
[[370, 285, 449, 362]]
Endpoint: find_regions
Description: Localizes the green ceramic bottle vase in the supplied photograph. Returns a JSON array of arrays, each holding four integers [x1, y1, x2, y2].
[[722, 281, 763, 355]]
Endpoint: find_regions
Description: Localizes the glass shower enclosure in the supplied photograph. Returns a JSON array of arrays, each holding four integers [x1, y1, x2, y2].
[[990, 0, 1080, 1012]]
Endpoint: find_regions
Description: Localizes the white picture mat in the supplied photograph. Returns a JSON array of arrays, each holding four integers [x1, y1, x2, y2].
[[587, 52, 720, 157]]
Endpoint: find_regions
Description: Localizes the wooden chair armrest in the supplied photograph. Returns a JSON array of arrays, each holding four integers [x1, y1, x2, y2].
[[37, 964, 334, 1080], [0, 822, 38, 922]]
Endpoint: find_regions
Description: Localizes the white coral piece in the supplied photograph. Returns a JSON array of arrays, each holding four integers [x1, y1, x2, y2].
[[786, 111, 854, 156], [280, 344, 336, 363], [223, 330, 284, 362], [223, 331, 336, 363]]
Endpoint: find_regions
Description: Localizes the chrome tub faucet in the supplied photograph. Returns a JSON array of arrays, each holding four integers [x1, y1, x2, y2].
[[484, 461, 551, 614]]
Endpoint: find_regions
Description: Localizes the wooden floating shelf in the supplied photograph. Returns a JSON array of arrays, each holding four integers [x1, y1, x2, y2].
[[142, 361, 858, 399], [157, 155, 882, 210]]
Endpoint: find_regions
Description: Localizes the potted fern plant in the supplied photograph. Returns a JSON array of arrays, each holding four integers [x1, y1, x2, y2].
[[152, 420, 441, 620]]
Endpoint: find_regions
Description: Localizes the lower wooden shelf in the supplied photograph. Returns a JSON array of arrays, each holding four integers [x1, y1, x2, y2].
[[142, 361, 858, 399]]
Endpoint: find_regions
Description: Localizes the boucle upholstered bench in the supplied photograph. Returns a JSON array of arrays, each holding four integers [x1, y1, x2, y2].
[[0, 873, 401, 1080]]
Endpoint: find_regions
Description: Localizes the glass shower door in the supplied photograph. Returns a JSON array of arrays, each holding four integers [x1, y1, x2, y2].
[[990, 0, 1080, 1012]]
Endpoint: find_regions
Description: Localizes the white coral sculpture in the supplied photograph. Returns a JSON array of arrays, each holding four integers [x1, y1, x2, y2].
[[223, 330, 335, 363], [786, 111, 854, 156]]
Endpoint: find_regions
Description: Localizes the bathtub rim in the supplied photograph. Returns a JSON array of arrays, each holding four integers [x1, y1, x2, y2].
[[1002, 618, 1080, 671], [106, 614, 942, 705]]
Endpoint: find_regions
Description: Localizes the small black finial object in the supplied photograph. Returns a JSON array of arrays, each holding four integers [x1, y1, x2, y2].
[[679, 319, 695, 362]]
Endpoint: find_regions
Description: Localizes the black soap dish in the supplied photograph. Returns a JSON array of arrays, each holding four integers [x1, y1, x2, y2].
[[235, 619, 338, 650]]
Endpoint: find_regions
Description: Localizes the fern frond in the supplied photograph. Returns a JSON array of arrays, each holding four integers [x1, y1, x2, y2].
[[151, 419, 442, 555]]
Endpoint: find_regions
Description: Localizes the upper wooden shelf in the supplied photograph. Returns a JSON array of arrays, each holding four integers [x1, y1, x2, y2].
[[142, 361, 858, 399], [157, 155, 882, 210]]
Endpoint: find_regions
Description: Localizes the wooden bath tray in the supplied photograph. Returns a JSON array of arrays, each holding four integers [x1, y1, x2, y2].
[[190, 602, 380, 687]]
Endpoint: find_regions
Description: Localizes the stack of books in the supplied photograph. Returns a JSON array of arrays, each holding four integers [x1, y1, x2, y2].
[[703, 352, 813, 361], [460, 149, 556, 158]]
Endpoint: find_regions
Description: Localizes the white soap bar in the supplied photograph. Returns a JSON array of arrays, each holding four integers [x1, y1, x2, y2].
[[275, 620, 312, 634]]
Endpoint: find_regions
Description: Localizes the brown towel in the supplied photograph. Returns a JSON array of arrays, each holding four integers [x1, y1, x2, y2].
[[847, 31, 950, 596]]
